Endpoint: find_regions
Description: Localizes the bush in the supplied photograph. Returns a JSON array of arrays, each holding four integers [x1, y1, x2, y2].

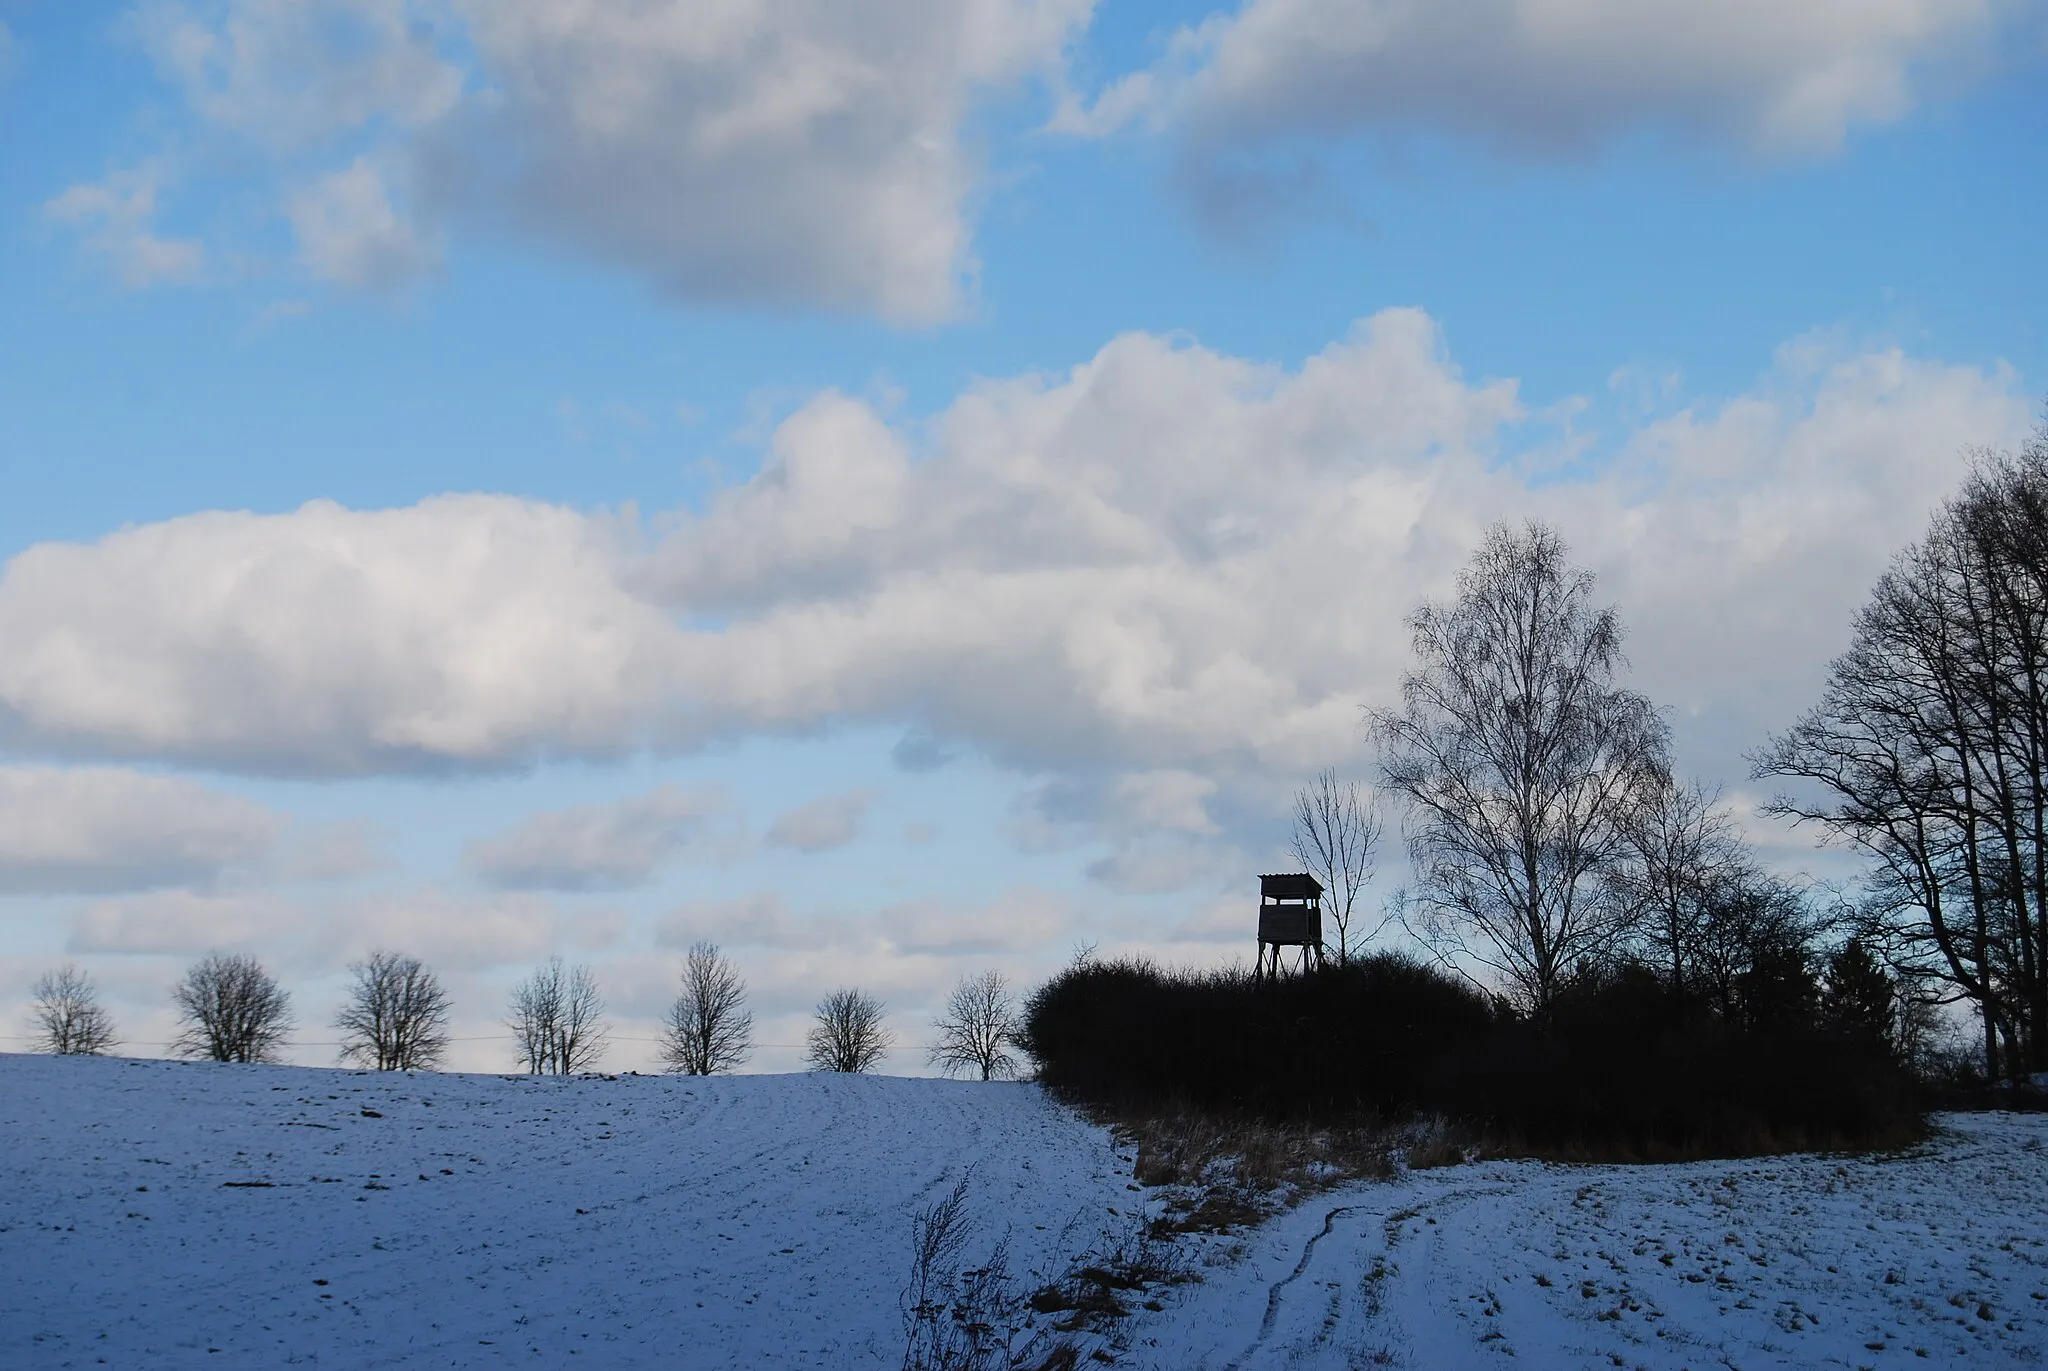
[[1020, 952, 1495, 1117], [1021, 954, 1922, 1158], [1429, 967, 1921, 1156]]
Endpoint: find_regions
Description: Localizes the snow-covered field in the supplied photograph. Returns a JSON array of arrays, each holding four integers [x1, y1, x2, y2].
[[4, 1054, 2046, 1370]]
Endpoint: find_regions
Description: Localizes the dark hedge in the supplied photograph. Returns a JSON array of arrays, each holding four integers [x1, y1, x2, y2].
[[1020, 955, 1922, 1156]]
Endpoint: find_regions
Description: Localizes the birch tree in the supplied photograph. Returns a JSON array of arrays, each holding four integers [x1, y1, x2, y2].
[[1372, 521, 1669, 1016]]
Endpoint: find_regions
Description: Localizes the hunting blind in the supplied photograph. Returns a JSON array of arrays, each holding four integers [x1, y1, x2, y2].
[[1256, 872, 1326, 984]]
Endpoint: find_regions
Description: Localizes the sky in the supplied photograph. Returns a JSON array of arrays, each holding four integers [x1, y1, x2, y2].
[[1, 0, 2044, 1074]]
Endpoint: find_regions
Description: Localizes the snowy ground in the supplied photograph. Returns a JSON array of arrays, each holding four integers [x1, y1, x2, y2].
[[4, 1054, 2046, 1370], [1137, 1116, 2048, 1371]]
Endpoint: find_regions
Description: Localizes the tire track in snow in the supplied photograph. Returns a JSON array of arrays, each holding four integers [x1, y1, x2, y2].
[[1222, 1202, 1363, 1371], [1210, 1178, 1528, 1370]]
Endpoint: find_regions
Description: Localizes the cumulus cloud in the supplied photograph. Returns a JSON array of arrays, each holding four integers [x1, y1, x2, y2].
[[110, 0, 1091, 319], [646, 311, 2029, 795], [0, 494, 681, 774], [766, 790, 873, 853], [0, 766, 280, 894], [464, 784, 730, 891], [1064, 0, 2019, 159], [0, 313, 2028, 816], [440, 0, 1091, 323], [650, 310, 1524, 777]]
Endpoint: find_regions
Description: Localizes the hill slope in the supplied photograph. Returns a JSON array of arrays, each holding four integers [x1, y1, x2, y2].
[[0, 1055, 1138, 1368]]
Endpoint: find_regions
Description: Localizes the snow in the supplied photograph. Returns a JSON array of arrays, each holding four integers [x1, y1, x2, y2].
[[0, 1054, 1139, 1368], [5, 1053, 2047, 1370], [1134, 1116, 2048, 1370]]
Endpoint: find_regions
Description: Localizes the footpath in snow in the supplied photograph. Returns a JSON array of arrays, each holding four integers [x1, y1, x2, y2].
[[4, 1052, 2047, 1369]]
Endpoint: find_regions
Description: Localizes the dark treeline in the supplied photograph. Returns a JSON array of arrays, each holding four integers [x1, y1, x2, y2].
[[1021, 949, 1921, 1157]]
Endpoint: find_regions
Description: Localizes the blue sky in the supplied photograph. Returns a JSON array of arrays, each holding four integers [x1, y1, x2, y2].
[[1, 0, 2044, 1071]]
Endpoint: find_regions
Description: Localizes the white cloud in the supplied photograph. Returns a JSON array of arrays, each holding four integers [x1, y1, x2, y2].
[[766, 789, 873, 853], [0, 494, 682, 773], [0, 766, 279, 894], [656, 886, 1074, 957], [1007, 769, 1233, 893], [464, 784, 730, 890], [1110, 770, 1219, 834], [67, 888, 280, 955], [873, 887, 1074, 954], [1580, 337, 2033, 771], [287, 156, 439, 288], [43, 168, 204, 287], [112, 0, 1092, 320], [441, 0, 1092, 323], [326, 888, 618, 971], [61, 881, 609, 975], [656, 892, 804, 950], [0, 314, 2027, 821], [126, 0, 464, 151], [650, 309, 1524, 774], [1086, 835, 1240, 896], [1069, 0, 2018, 159], [645, 311, 2028, 797]]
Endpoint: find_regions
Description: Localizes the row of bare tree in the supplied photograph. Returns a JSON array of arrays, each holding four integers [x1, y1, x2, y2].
[[22, 947, 1024, 1080]]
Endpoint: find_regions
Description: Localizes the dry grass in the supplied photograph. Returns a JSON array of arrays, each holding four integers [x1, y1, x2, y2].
[[1069, 1101, 1489, 1239], [1023, 1215, 1198, 1346], [1080, 1095, 1932, 1192]]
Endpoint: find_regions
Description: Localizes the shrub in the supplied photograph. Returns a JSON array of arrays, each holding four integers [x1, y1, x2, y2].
[[1021, 954, 1922, 1158], [1019, 952, 1495, 1117]]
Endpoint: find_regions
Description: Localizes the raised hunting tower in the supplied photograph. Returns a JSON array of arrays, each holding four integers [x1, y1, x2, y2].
[[1256, 872, 1326, 984]]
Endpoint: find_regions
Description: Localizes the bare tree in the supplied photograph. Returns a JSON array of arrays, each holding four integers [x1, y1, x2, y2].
[[1619, 776, 1746, 992], [171, 953, 293, 1063], [1290, 770, 1384, 964], [928, 970, 1020, 1081], [334, 950, 452, 1071], [1371, 521, 1670, 1017], [659, 941, 753, 1075], [1756, 437, 2048, 1079], [1684, 866, 1821, 1023], [807, 987, 892, 1073], [27, 964, 118, 1056], [507, 956, 608, 1075]]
